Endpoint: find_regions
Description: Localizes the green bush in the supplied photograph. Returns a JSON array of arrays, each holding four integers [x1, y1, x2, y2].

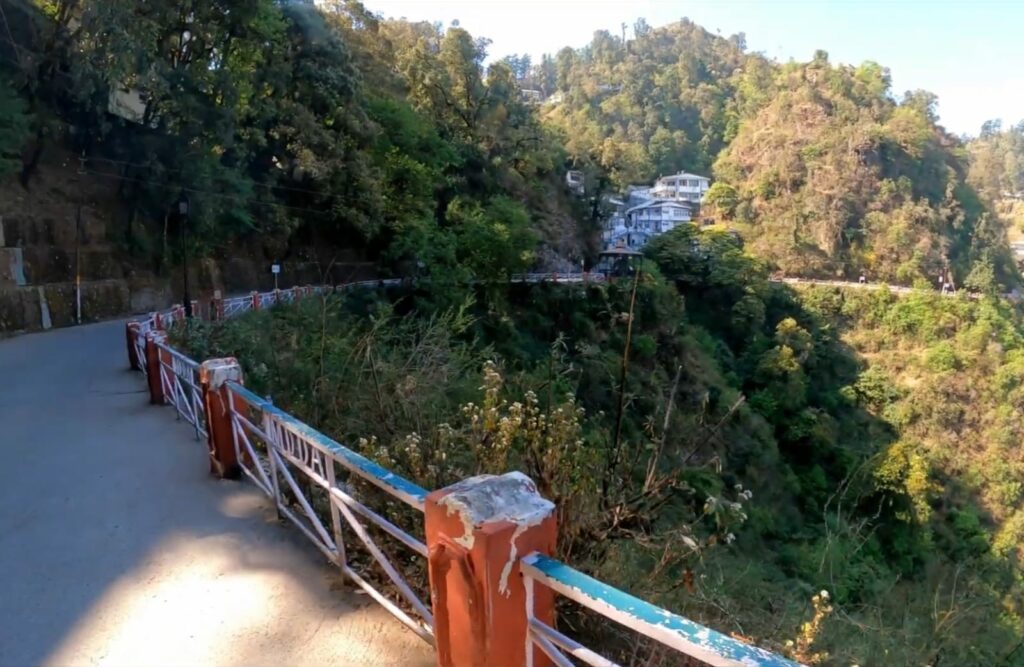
[[924, 342, 959, 372]]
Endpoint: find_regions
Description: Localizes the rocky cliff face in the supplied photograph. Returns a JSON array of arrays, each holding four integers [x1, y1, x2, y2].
[[0, 148, 151, 333]]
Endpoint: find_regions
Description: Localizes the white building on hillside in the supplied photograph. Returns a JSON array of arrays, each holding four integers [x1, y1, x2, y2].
[[604, 200, 693, 250], [650, 172, 710, 203], [566, 170, 585, 195]]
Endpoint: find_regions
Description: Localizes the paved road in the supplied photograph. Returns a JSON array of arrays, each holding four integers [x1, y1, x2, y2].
[[0, 320, 433, 667]]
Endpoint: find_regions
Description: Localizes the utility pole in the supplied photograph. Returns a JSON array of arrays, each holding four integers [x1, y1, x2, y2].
[[76, 152, 85, 324], [178, 193, 191, 317]]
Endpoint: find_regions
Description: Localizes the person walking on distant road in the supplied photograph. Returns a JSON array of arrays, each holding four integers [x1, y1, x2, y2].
[[859, 274, 866, 285]]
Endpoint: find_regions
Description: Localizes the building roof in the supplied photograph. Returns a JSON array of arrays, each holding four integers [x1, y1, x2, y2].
[[657, 172, 710, 182], [625, 199, 693, 216], [599, 248, 644, 257]]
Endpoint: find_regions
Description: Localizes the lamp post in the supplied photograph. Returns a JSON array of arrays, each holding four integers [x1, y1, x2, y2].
[[178, 193, 192, 318]]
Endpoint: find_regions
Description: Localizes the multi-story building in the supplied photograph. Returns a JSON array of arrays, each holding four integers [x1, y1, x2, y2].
[[603, 200, 693, 250], [650, 172, 710, 203], [602, 172, 710, 250], [566, 170, 585, 195]]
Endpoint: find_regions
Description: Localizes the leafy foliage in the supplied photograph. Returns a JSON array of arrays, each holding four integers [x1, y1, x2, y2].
[[0, 78, 30, 176], [14, 0, 574, 276]]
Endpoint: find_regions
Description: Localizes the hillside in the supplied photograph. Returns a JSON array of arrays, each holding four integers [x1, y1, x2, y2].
[[539, 22, 1017, 287], [0, 0, 586, 310], [178, 226, 1024, 665], [967, 121, 1024, 243]]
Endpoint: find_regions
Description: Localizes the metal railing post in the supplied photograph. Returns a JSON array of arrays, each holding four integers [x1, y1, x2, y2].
[[199, 358, 244, 478], [425, 472, 557, 667]]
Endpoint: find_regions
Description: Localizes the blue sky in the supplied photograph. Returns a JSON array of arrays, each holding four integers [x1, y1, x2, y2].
[[360, 0, 1024, 137]]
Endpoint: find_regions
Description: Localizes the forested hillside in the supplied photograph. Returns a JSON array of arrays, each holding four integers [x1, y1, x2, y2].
[[540, 21, 1017, 287], [968, 121, 1024, 239], [0, 0, 581, 285], [1, 2, 1017, 287]]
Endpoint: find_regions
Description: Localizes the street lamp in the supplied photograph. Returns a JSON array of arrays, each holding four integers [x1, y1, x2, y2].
[[178, 193, 192, 318]]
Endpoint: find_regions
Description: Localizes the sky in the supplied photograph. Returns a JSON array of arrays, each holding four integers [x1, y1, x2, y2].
[[359, 0, 1024, 137]]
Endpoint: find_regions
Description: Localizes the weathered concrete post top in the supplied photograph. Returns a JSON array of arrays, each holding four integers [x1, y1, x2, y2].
[[425, 472, 557, 667], [199, 357, 243, 478]]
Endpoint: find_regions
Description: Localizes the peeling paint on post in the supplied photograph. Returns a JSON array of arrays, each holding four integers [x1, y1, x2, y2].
[[425, 472, 557, 667], [200, 358, 243, 478], [145, 331, 167, 404]]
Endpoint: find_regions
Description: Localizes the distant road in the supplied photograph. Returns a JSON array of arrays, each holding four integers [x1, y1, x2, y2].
[[770, 276, 917, 293], [768, 276, 1004, 300]]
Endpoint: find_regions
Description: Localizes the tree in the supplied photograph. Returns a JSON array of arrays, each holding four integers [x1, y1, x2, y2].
[[535, 53, 557, 96], [901, 89, 939, 123], [704, 182, 739, 217], [554, 46, 575, 92], [980, 119, 1003, 138], [0, 79, 30, 177], [964, 255, 998, 295]]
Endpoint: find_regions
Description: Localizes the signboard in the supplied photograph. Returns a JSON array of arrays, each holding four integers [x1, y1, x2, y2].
[[271, 264, 281, 275]]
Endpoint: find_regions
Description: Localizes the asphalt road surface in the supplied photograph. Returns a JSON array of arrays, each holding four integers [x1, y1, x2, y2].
[[0, 319, 432, 667]]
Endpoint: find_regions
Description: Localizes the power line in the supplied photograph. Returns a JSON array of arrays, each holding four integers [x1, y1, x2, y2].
[[85, 155, 333, 198], [79, 167, 340, 218]]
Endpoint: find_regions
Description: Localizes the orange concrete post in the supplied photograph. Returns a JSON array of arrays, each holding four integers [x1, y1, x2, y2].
[[145, 331, 167, 404], [199, 358, 243, 478], [425, 472, 557, 667], [126, 322, 142, 370], [212, 290, 224, 321], [251, 291, 261, 311]]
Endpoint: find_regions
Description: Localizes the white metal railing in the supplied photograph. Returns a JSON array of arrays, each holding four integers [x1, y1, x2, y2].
[[521, 553, 801, 667], [223, 295, 253, 318], [156, 341, 207, 441], [134, 319, 152, 379], [510, 273, 605, 285], [224, 382, 435, 644]]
